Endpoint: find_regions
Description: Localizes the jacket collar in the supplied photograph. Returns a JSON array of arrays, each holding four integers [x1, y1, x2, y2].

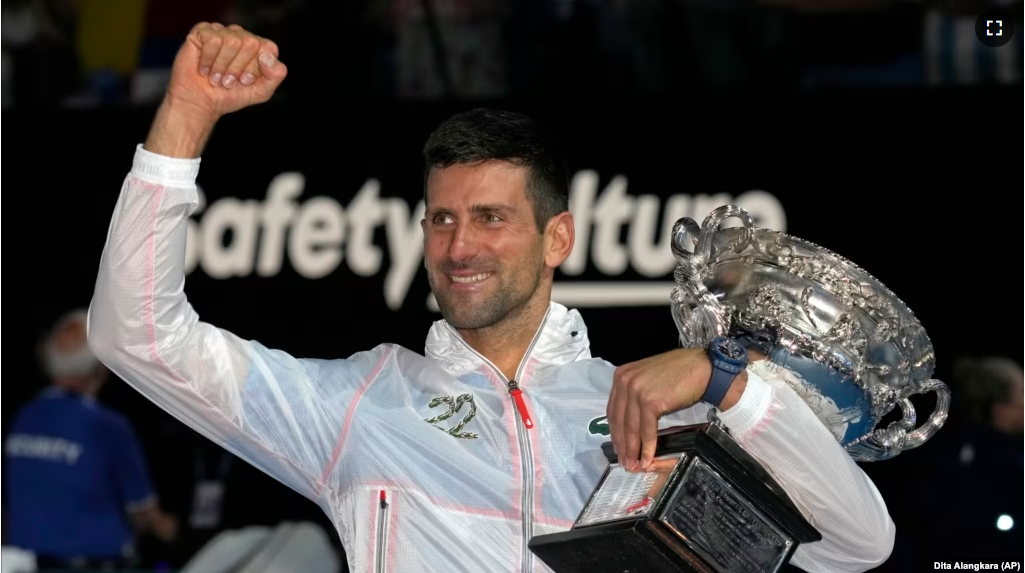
[[424, 302, 592, 378]]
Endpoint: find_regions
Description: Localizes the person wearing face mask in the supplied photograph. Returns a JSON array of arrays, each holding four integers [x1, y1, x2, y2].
[[3, 309, 178, 570]]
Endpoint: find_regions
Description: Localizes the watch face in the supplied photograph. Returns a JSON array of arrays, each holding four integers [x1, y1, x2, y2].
[[716, 339, 746, 360]]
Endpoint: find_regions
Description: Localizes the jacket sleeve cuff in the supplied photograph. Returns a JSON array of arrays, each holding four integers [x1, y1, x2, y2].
[[131, 143, 201, 186], [717, 370, 773, 436]]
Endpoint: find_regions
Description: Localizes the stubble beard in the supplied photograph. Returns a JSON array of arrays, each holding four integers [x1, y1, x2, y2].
[[430, 260, 545, 331]]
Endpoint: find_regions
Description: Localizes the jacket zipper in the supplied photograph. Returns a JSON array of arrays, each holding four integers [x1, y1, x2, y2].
[[445, 308, 550, 573], [375, 489, 390, 573], [508, 382, 534, 429]]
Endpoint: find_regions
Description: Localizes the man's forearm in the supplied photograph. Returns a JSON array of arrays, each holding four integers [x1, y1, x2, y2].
[[144, 98, 218, 159]]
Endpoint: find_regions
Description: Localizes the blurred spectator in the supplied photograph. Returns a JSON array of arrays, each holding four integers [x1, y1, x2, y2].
[[923, 0, 1022, 85], [886, 356, 1023, 568], [132, 0, 235, 104], [378, 0, 510, 98], [954, 356, 1024, 437], [4, 0, 1019, 105], [136, 420, 343, 568], [67, 0, 148, 106], [3, 309, 178, 570], [161, 433, 240, 567], [2, 0, 82, 106], [596, 0, 800, 94]]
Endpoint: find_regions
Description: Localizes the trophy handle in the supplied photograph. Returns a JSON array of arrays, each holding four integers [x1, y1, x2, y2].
[[672, 205, 757, 269], [848, 379, 951, 461], [898, 379, 951, 450], [670, 205, 756, 348], [670, 217, 702, 262]]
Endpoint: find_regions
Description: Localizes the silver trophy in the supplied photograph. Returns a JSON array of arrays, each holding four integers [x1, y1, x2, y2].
[[670, 205, 950, 462]]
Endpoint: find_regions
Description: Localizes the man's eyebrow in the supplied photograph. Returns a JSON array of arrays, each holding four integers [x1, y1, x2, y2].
[[469, 204, 517, 213], [426, 204, 519, 217]]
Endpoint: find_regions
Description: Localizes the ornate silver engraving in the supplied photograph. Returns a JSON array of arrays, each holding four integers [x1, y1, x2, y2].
[[670, 205, 950, 462]]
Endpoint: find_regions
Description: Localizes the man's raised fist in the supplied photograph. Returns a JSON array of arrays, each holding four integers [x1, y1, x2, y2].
[[166, 22, 288, 121]]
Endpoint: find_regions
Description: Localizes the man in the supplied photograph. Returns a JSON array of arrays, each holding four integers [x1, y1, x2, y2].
[[87, 22, 895, 572], [884, 356, 1022, 569], [952, 356, 1024, 439], [5, 309, 177, 569]]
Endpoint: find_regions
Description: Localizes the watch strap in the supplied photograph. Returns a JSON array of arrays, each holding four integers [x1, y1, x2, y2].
[[701, 360, 738, 407], [701, 338, 748, 407]]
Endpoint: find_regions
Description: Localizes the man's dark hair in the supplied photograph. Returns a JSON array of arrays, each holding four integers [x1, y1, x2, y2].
[[423, 108, 570, 231]]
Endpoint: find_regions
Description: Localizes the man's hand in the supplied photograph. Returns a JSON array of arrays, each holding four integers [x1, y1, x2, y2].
[[145, 22, 287, 158], [167, 22, 287, 120], [607, 348, 748, 472], [130, 504, 179, 543], [152, 510, 179, 543]]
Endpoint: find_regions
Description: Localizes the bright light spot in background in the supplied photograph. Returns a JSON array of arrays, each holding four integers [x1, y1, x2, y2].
[[996, 514, 1014, 531]]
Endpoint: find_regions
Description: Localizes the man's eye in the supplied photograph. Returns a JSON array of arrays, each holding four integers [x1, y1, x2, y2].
[[433, 214, 454, 225], [483, 213, 502, 223]]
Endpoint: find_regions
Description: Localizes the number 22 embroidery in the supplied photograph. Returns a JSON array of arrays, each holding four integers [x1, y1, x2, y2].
[[424, 393, 480, 440]]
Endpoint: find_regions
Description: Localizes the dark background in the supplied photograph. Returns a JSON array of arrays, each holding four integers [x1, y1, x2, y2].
[[3, 0, 1022, 571]]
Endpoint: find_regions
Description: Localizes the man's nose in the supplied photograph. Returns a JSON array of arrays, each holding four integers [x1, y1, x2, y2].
[[447, 222, 480, 262]]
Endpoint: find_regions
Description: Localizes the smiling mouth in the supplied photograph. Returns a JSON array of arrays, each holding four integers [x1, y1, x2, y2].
[[449, 272, 493, 284]]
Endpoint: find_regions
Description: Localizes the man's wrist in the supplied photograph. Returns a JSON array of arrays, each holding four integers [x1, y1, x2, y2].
[[144, 97, 218, 159], [718, 369, 748, 411], [718, 349, 766, 411], [698, 339, 750, 410]]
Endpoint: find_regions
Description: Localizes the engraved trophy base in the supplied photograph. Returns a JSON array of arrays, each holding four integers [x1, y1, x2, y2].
[[528, 417, 821, 573]]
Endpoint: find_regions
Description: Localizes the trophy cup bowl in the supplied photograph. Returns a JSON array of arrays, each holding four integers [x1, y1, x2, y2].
[[670, 205, 950, 462]]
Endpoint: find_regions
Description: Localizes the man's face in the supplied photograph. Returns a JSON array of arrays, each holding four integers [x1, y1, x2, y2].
[[45, 314, 106, 387], [422, 161, 546, 330], [52, 315, 88, 354]]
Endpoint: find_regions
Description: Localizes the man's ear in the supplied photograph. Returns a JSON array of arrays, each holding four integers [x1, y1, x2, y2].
[[543, 212, 575, 270]]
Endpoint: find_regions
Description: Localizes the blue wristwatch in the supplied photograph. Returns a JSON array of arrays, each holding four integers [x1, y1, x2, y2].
[[701, 337, 748, 407]]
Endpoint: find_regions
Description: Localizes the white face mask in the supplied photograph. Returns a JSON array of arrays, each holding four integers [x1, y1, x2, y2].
[[45, 344, 100, 377]]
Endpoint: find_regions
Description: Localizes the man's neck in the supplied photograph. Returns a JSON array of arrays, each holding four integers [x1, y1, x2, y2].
[[457, 298, 550, 381], [52, 377, 90, 393]]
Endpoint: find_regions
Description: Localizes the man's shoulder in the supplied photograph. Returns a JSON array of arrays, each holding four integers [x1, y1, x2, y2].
[[253, 341, 422, 368], [289, 342, 431, 379]]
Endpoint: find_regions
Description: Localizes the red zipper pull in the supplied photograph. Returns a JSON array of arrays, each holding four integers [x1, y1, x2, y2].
[[508, 383, 534, 429], [379, 490, 388, 509]]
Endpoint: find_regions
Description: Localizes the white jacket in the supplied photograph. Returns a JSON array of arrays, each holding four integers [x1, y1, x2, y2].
[[87, 145, 895, 573]]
